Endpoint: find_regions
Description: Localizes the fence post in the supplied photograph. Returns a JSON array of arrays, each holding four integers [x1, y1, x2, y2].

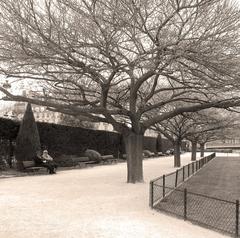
[[188, 164, 190, 177], [150, 181, 154, 208], [184, 188, 187, 220], [236, 200, 239, 237], [192, 162, 194, 174], [163, 175, 165, 197], [175, 170, 178, 187]]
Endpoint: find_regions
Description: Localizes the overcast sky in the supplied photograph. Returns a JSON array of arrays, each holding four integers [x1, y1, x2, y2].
[[0, 0, 240, 111]]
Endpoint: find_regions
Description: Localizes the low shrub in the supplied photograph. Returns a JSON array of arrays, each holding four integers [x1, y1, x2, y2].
[[85, 149, 102, 162]]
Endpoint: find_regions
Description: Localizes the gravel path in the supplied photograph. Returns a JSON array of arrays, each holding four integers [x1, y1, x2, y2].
[[0, 153, 228, 238]]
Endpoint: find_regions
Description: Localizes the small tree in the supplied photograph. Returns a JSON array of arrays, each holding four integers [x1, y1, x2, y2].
[[15, 103, 41, 170]]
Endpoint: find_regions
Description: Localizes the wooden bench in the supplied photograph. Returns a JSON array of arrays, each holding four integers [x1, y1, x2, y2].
[[101, 155, 117, 164], [143, 151, 155, 158], [72, 157, 98, 168], [22, 161, 48, 173]]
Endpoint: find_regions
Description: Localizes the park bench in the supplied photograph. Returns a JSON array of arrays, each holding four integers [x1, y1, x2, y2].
[[101, 155, 117, 164], [149, 152, 156, 157], [72, 157, 98, 168], [73, 155, 117, 166], [143, 150, 156, 158], [22, 161, 48, 173]]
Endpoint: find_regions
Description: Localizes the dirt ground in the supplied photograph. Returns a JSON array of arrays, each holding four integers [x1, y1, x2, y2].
[[0, 153, 228, 238]]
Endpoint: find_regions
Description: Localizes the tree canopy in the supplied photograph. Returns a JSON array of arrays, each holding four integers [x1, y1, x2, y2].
[[0, 0, 240, 182]]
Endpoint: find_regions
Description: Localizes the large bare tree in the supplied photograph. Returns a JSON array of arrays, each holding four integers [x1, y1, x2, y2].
[[0, 0, 240, 182]]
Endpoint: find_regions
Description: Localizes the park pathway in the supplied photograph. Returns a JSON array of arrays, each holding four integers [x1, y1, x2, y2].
[[0, 153, 227, 238]]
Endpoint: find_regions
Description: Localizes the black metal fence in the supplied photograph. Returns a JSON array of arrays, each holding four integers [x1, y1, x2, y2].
[[149, 153, 240, 237], [150, 153, 216, 207]]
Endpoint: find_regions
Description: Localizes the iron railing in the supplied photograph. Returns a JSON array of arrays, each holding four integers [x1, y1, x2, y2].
[[155, 186, 239, 237], [150, 153, 216, 207]]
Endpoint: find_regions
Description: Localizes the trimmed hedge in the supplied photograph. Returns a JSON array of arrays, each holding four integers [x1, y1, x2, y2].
[[0, 118, 19, 140], [0, 118, 182, 159], [37, 122, 122, 158], [143, 136, 157, 153]]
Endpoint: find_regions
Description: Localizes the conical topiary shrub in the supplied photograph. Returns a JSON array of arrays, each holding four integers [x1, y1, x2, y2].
[[15, 103, 41, 170]]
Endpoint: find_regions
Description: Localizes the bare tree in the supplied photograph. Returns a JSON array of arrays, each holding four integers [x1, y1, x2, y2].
[[0, 0, 240, 182], [153, 114, 192, 167], [186, 110, 238, 159], [198, 130, 226, 157]]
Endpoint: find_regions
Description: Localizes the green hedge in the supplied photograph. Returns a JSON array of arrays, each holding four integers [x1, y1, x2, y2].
[[0, 118, 19, 140], [37, 122, 122, 158], [0, 118, 188, 157], [0, 118, 164, 158], [143, 136, 157, 153], [0, 118, 186, 157]]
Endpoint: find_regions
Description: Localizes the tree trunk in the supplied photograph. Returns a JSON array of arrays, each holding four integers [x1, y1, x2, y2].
[[191, 141, 197, 161], [8, 139, 14, 168], [173, 140, 181, 167], [156, 134, 162, 152], [200, 143, 205, 157], [124, 132, 144, 183]]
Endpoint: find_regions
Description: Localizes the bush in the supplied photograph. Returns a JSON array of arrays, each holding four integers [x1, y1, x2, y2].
[[15, 103, 41, 170], [37, 122, 122, 157], [55, 154, 75, 167], [0, 118, 180, 161], [143, 137, 157, 153], [0, 118, 19, 140], [0, 157, 8, 170], [85, 149, 102, 162]]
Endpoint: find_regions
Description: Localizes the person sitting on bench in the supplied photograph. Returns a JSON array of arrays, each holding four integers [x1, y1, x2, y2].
[[34, 150, 57, 174]]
